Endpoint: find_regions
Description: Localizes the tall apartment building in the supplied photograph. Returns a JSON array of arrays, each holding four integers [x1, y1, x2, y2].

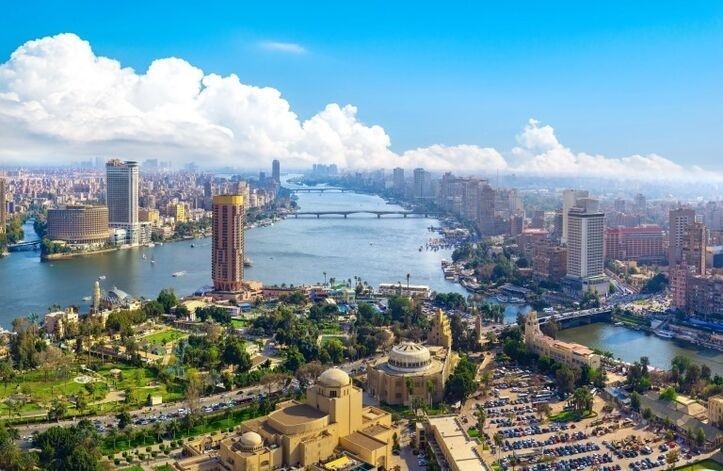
[[392, 168, 405, 195], [272, 159, 280, 183], [604, 225, 665, 263], [669, 207, 696, 265], [561, 189, 589, 244], [212, 195, 245, 292], [564, 199, 607, 296], [681, 220, 707, 275], [0, 177, 6, 235], [106, 159, 143, 245], [413, 168, 432, 200]]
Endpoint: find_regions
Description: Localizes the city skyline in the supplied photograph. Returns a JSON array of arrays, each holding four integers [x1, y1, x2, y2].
[[1, 2, 722, 180]]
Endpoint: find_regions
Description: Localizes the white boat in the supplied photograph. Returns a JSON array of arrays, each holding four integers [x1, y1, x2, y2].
[[172, 271, 186, 277], [655, 331, 674, 339], [98, 275, 106, 280], [151, 259, 156, 264], [614, 321, 624, 326], [82, 296, 92, 301], [142, 254, 147, 260]]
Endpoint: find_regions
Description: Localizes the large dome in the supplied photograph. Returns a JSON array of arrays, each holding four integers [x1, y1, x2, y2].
[[388, 342, 432, 372], [318, 367, 350, 387], [238, 431, 263, 451]]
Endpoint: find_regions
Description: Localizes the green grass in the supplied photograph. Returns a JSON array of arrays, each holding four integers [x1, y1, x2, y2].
[[675, 459, 723, 471], [467, 428, 480, 438], [143, 329, 187, 345], [550, 410, 596, 422], [96, 363, 185, 406], [231, 319, 248, 328]]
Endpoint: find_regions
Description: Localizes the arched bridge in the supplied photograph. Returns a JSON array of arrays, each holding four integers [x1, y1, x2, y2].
[[292, 210, 441, 219]]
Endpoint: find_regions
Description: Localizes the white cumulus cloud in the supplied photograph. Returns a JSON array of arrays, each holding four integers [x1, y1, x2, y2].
[[510, 119, 719, 181], [0, 33, 718, 181]]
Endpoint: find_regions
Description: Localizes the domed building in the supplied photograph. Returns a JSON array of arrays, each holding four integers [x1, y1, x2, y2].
[[174, 367, 395, 471], [366, 310, 458, 406]]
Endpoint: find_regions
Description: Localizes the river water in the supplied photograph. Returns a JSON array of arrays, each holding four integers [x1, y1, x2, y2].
[[0, 189, 467, 325], [558, 324, 723, 376]]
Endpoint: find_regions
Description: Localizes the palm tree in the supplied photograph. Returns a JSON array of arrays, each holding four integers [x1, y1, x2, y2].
[[572, 387, 593, 414], [405, 377, 414, 412], [323, 271, 327, 285], [406, 273, 410, 289], [493, 432, 503, 463], [426, 380, 435, 408]]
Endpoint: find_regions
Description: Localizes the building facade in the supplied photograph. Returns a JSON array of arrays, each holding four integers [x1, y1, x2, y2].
[[106, 159, 141, 245], [669, 207, 696, 266], [175, 368, 395, 471], [366, 310, 458, 406], [564, 201, 608, 296], [46, 205, 110, 245], [524, 311, 601, 369], [212, 195, 245, 292], [561, 189, 589, 244], [272, 159, 280, 183], [604, 225, 665, 263]]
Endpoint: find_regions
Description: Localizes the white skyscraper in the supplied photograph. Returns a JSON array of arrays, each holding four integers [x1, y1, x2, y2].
[[564, 198, 608, 296], [106, 159, 141, 245], [561, 189, 589, 244]]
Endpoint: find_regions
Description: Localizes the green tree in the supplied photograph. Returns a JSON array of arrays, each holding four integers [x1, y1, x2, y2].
[[47, 400, 67, 422], [156, 288, 178, 314], [659, 387, 677, 402], [630, 391, 641, 411]]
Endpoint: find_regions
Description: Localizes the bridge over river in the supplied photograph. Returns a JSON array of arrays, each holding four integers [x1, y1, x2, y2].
[[7, 240, 41, 252], [291, 210, 441, 218]]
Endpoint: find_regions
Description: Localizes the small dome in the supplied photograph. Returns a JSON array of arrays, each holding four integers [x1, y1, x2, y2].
[[388, 342, 432, 372], [238, 431, 263, 451], [318, 367, 350, 387]]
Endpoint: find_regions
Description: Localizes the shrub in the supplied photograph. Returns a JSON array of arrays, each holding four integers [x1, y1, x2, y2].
[[114, 459, 121, 466], [146, 446, 152, 452]]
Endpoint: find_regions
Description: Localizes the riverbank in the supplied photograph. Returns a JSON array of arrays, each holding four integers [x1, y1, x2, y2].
[[41, 246, 120, 260]]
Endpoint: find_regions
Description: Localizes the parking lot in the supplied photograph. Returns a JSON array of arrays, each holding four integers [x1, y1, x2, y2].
[[468, 365, 698, 471]]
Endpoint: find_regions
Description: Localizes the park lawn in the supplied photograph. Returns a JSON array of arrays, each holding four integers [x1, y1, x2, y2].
[[96, 363, 185, 406], [676, 459, 723, 471], [0, 401, 44, 419], [0, 367, 89, 404], [144, 328, 187, 345]]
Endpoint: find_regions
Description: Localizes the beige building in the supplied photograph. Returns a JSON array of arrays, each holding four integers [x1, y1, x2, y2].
[[524, 311, 601, 369], [366, 310, 458, 406], [709, 395, 723, 428], [212, 195, 245, 292], [174, 368, 395, 471], [44, 310, 79, 338]]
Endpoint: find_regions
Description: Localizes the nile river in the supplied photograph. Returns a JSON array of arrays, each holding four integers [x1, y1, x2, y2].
[[0, 189, 465, 325], [559, 324, 723, 376]]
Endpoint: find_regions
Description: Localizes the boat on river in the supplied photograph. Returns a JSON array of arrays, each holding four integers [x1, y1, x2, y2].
[[172, 271, 186, 277]]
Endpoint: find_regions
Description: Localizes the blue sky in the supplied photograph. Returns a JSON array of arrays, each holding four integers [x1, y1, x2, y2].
[[1, 1, 722, 171]]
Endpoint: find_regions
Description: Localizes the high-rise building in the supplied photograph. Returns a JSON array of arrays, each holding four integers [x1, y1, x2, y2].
[[669, 207, 696, 265], [106, 159, 140, 244], [561, 189, 589, 244], [681, 220, 707, 275], [392, 168, 405, 195], [412, 168, 431, 200], [212, 195, 245, 292], [0, 177, 6, 235], [564, 199, 607, 296], [272, 159, 280, 183]]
